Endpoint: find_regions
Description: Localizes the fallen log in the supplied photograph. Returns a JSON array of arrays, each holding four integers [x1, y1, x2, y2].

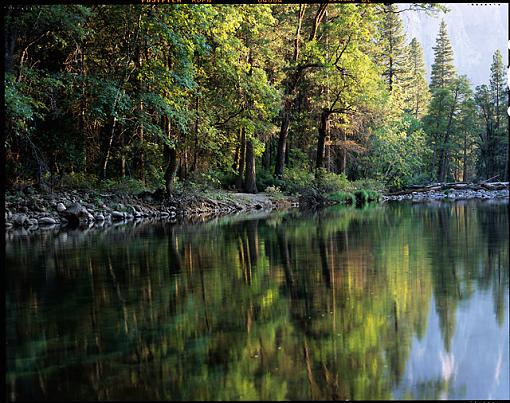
[[386, 182, 508, 196]]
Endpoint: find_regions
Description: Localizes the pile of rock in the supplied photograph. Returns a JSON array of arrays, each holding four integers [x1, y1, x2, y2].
[[5, 193, 177, 231], [4, 187, 297, 232], [383, 186, 509, 202]]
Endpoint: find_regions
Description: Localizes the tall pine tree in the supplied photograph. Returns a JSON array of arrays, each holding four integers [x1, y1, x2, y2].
[[475, 50, 508, 180], [378, 4, 407, 93], [430, 20, 456, 90], [425, 20, 462, 182], [402, 38, 430, 118]]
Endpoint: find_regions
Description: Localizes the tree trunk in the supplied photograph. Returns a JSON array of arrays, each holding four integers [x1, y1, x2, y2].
[[236, 127, 246, 190], [316, 109, 329, 170], [101, 117, 118, 180], [244, 137, 257, 193], [338, 129, 347, 175], [164, 145, 178, 197], [462, 133, 467, 182], [4, 19, 16, 75], [437, 85, 460, 182], [136, 42, 145, 183], [120, 130, 126, 178], [438, 150, 448, 183], [162, 115, 178, 196], [505, 139, 509, 182], [274, 6, 307, 178], [274, 105, 290, 178], [233, 144, 240, 172], [262, 139, 271, 169]]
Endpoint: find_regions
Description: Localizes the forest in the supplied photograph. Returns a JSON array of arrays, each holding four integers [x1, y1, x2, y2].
[[4, 3, 509, 198]]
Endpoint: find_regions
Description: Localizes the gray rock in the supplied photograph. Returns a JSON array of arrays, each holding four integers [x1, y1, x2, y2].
[[27, 218, 38, 226], [94, 213, 105, 221], [58, 202, 91, 225], [12, 213, 28, 227], [111, 211, 124, 221], [56, 202, 66, 213], [38, 217, 57, 226]]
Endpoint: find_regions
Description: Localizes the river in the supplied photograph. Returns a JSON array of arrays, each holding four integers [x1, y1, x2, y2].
[[5, 199, 509, 400]]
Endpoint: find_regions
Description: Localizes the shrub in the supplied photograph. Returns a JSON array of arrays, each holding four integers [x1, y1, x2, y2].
[[354, 189, 380, 205], [354, 189, 369, 204], [315, 169, 350, 193], [101, 177, 149, 195], [186, 171, 222, 190], [265, 185, 282, 194], [257, 168, 284, 191], [328, 191, 356, 205], [366, 190, 381, 202], [350, 178, 386, 193], [217, 172, 238, 189], [61, 172, 99, 190], [282, 168, 314, 195]]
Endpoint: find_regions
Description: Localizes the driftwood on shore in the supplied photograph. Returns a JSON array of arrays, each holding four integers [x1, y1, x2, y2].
[[387, 182, 509, 196]]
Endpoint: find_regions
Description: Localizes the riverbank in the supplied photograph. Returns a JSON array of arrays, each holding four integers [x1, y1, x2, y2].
[[382, 182, 509, 202], [4, 182, 508, 232], [4, 187, 299, 231]]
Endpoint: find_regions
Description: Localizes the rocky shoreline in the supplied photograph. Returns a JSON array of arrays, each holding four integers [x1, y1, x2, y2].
[[383, 187, 508, 202], [4, 183, 508, 233], [382, 187, 509, 202], [4, 187, 299, 232]]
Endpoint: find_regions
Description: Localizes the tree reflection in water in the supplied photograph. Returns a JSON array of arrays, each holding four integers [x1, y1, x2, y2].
[[5, 200, 509, 400]]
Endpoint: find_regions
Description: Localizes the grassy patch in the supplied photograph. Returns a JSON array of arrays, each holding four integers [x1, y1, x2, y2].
[[328, 191, 356, 205]]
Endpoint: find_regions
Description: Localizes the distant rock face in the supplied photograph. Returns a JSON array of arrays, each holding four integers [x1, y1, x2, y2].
[[401, 3, 508, 87]]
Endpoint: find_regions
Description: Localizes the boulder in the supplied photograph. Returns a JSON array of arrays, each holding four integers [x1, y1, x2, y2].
[[27, 218, 38, 227], [56, 202, 66, 213], [12, 213, 28, 227], [58, 202, 91, 225], [38, 217, 57, 226], [111, 211, 125, 221]]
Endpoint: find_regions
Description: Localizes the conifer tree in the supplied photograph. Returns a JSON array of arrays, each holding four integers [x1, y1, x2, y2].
[[379, 4, 407, 93], [489, 49, 507, 180], [475, 50, 508, 180], [402, 38, 430, 119], [430, 20, 456, 90]]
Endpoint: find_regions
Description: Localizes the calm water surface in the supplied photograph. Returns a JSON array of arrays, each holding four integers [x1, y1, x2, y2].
[[5, 200, 509, 400]]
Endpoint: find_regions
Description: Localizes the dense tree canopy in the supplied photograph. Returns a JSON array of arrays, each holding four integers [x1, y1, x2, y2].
[[4, 4, 507, 194]]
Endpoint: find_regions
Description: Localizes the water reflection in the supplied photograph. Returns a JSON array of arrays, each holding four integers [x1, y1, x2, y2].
[[5, 200, 509, 400]]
